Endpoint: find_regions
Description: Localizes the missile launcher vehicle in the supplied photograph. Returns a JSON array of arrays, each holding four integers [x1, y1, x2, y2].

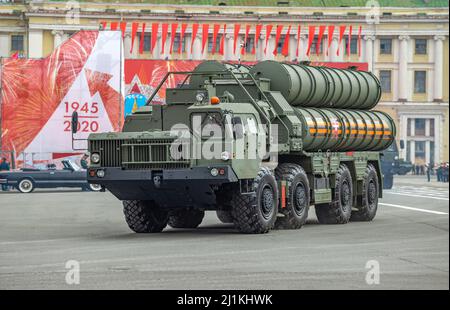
[[83, 60, 395, 234]]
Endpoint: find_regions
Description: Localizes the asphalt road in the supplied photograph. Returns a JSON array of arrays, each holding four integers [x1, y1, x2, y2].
[[0, 176, 448, 290]]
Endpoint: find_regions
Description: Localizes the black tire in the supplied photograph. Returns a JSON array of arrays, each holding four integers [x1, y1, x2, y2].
[[351, 164, 379, 222], [383, 174, 394, 189], [315, 164, 353, 224], [231, 167, 278, 234], [17, 178, 35, 193], [275, 163, 310, 230], [123, 200, 168, 233], [216, 210, 233, 223], [168, 209, 205, 228]]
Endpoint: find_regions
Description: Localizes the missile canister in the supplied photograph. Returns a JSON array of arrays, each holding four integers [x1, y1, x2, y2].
[[294, 108, 395, 152], [190, 61, 251, 88], [250, 60, 381, 110]]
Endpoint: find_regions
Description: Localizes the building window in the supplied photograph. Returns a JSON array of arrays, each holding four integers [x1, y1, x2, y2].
[[173, 33, 186, 53], [310, 36, 323, 54], [207, 34, 221, 53], [379, 38, 392, 54], [415, 119, 426, 136], [244, 36, 254, 54], [414, 71, 426, 93], [415, 141, 426, 162], [139, 33, 151, 52], [379, 70, 392, 93], [430, 119, 435, 137], [345, 37, 358, 54], [11, 35, 24, 52], [415, 39, 427, 55], [277, 36, 285, 54]]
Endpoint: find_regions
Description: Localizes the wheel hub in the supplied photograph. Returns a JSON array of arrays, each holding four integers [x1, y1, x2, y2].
[[261, 185, 274, 219], [294, 183, 307, 216]]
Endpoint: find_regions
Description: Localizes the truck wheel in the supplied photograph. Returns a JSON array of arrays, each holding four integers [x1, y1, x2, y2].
[[17, 178, 35, 193], [351, 164, 379, 222], [383, 174, 394, 189], [231, 167, 278, 234], [275, 163, 310, 230], [315, 164, 353, 224], [216, 210, 233, 224], [88, 183, 102, 192], [168, 209, 205, 228], [123, 200, 168, 233]]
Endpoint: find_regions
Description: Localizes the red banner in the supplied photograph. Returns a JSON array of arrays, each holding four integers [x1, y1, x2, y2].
[[241, 25, 251, 55], [337, 25, 346, 56], [233, 24, 241, 54], [120, 22, 127, 38], [264, 25, 273, 54], [179, 24, 187, 54], [201, 24, 209, 54], [357, 25, 362, 57], [190, 24, 199, 55], [139, 23, 146, 54], [219, 24, 226, 55], [161, 23, 169, 54], [327, 25, 335, 56], [212, 24, 220, 54], [151, 23, 159, 53], [306, 25, 316, 56], [281, 25, 291, 57], [296, 25, 301, 57], [169, 23, 178, 54], [130, 22, 138, 53], [253, 24, 262, 55], [347, 25, 353, 56], [273, 25, 283, 56]]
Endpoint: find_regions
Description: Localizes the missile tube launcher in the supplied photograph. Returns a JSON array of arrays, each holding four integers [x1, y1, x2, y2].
[[86, 60, 395, 234]]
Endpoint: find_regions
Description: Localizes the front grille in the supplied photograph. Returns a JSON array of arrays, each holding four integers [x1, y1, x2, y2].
[[89, 138, 190, 170]]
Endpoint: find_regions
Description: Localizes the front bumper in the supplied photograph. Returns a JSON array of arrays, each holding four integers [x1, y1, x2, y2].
[[87, 166, 238, 208], [0, 178, 7, 184]]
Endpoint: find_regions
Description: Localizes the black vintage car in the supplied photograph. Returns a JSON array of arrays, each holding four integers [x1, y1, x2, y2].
[[0, 160, 101, 193]]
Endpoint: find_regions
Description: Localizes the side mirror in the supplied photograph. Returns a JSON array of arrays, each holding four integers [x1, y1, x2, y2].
[[231, 117, 244, 139], [71, 111, 78, 134], [399, 139, 405, 150]]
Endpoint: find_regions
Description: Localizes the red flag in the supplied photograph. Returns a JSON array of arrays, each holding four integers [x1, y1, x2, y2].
[[264, 25, 273, 54], [110, 22, 118, 31], [190, 23, 199, 54], [120, 22, 127, 38], [281, 25, 291, 57], [241, 25, 251, 55], [169, 23, 178, 54], [179, 23, 188, 54], [233, 24, 241, 54], [212, 24, 220, 54], [253, 24, 262, 54], [151, 23, 159, 53], [316, 25, 326, 56], [10, 51, 19, 59], [219, 24, 226, 55], [326, 25, 335, 56], [296, 25, 301, 57], [100, 21, 107, 30], [201, 24, 209, 54], [130, 22, 139, 53], [161, 23, 169, 54], [306, 25, 316, 56], [337, 25, 346, 56], [347, 25, 353, 56], [139, 23, 146, 54], [357, 25, 362, 57], [273, 25, 283, 56]]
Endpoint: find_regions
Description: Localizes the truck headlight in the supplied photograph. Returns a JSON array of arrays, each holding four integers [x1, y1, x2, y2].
[[210, 168, 219, 177], [91, 153, 100, 164], [195, 93, 205, 102], [221, 151, 230, 161], [394, 156, 399, 160], [96, 169, 105, 178]]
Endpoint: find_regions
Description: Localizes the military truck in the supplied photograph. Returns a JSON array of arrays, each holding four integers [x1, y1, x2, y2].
[[380, 139, 412, 189], [82, 60, 395, 234]]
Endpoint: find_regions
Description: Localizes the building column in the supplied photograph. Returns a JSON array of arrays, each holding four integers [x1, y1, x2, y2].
[[224, 33, 233, 61], [288, 34, 297, 61], [364, 35, 375, 71], [400, 114, 408, 160], [0, 33, 9, 57], [329, 35, 340, 62], [433, 35, 445, 102], [123, 33, 132, 58], [298, 34, 308, 61], [28, 29, 43, 58], [425, 141, 431, 164], [192, 33, 202, 60], [410, 141, 415, 165], [398, 35, 410, 102], [51, 30, 64, 49]]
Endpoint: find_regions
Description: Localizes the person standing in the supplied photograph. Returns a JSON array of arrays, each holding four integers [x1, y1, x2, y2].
[[426, 164, 431, 182], [0, 157, 11, 191], [80, 154, 89, 170]]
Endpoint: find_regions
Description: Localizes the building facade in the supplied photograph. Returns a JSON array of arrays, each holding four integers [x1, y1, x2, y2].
[[0, 1, 449, 164]]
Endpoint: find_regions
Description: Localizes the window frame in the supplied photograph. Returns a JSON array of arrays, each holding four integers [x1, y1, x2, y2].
[[414, 38, 427, 55], [11, 34, 24, 52], [379, 70, 392, 93], [379, 38, 392, 55], [414, 70, 427, 94]]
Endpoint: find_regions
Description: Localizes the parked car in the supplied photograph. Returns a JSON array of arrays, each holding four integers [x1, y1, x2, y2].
[[0, 160, 101, 193]]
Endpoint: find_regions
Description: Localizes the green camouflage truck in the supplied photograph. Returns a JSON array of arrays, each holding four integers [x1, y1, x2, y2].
[[83, 60, 395, 234]]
